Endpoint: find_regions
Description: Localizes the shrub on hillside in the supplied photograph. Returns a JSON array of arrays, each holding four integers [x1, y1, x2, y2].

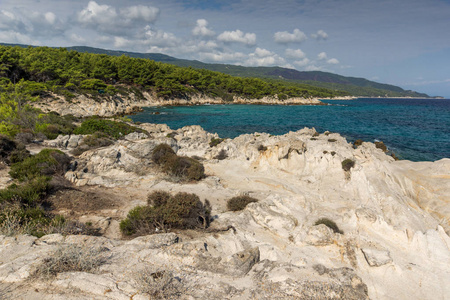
[[353, 139, 363, 148], [314, 218, 343, 234], [74, 118, 147, 139], [9, 149, 70, 181], [33, 243, 108, 278], [0, 176, 50, 206], [375, 141, 387, 152], [227, 195, 258, 212], [214, 149, 228, 160], [152, 144, 205, 181], [341, 159, 355, 172], [0, 135, 17, 163], [120, 191, 212, 236], [209, 138, 224, 147]]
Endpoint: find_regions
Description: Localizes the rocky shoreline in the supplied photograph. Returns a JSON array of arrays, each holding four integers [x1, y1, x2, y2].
[[31, 92, 326, 118], [1, 120, 449, 299]]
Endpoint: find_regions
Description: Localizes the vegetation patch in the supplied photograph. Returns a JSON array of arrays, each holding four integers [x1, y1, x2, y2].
[[327, 138, 337, 143], [9, 149, 70, 181], [375, 141, 387, 152], [74, 117, 147, 140], [120, 191, 211, 236], [341, 159, 355, 171], [135, 268, 184, 299], [33, 243, 108, 278], [227, 195, 258, 212], [353, 139, 363, 148], [314, 218, 343, 234], [214, 149, 228, 160], [257, 145, 267, 152], [209, 138, 224, 147], [152, 144, 205, 181]]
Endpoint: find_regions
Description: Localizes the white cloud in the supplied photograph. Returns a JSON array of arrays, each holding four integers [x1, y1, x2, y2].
[[327, 58, 339, 64], [192, 19, 215, 37], [217, 29, 256, 46], [0, 10, 26, 31], [114, 36, 130, 48], [78, 1, 117, 28], [70, 33, 86, 43], [311, 29, 328, 40], [77, 1, 159, 35], [294, 58, 310, 67], [142, 25, 179, 47], [199, 51, 246, 62], [305, 65, 321, 71], [285, 48, 306, 59], [274, 29, 307, 44], [120, 5, 159, 23], [245, 47, 286, 66], [0, 30, 36, 45], [317, 52, 327, 60]]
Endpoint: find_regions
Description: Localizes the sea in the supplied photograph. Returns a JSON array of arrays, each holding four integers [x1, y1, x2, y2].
[[129, 98, 450, 162]]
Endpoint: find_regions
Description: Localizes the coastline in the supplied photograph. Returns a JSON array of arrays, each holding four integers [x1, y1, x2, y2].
[[31, 92, 327, 117]]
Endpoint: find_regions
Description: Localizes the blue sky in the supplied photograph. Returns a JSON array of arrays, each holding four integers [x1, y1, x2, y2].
[[1, 0, 449, 97]]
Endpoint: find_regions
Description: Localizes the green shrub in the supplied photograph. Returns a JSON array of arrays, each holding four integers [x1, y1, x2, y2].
[[162, 156, 205, 181], [209, 138, 224, 147], [227, 195, 258, 211], [214, 149, 228, 160], [74, 118, 147, 139], [375, 141, 387, 152], [312, 132, 320, 137], [152, 144, 176, 165], [152, 144, 205, 181], [353, 139, 363, 148], [0, 176, 51, 205], [9, 149, 70, 181], [314, 218, 343, 234], [120, 191, 211, 236], [80, 79, 107, 90], [341, 159, 355, 172], [328, 139, 337, 143], [257, 145, 267, 152], [0, 135, 17, 162]]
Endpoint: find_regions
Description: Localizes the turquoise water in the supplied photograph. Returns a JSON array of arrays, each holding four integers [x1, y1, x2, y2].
[[129, 98, 450, 162]]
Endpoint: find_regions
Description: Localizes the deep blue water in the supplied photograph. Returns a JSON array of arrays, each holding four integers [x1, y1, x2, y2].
[[129, 98, 450, 162]]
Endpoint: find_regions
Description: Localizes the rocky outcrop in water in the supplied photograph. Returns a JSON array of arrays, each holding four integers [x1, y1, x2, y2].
[[1, 124, 449, 299]]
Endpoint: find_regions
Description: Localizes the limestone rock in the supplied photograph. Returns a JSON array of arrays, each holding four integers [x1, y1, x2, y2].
[[361, 248, 393, 267], [305, 224, 335, 246]]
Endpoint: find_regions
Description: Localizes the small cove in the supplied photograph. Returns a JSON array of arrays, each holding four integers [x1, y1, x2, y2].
[[129, 98, 450, 162]]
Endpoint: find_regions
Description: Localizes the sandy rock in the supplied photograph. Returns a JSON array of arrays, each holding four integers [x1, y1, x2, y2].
[[304, 224, 335, 246], [361, 248, 393, 267]]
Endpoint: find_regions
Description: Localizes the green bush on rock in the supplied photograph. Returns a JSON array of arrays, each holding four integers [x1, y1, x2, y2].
[[152, 144, 205, 181], [227, 195, 258, 211], [341, 159, 355, 172], [120, 191, 211, 236], [74, 118, 147, 140], [9, 149, 70, 181]]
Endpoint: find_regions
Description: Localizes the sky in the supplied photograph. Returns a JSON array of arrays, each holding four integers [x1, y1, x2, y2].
[[1, 0, 449, 97]]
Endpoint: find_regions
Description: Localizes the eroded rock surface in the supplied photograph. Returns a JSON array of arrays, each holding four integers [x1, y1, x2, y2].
[[1, 124, 449, 299]]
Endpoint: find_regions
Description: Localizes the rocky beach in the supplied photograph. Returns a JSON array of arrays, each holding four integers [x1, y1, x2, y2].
[[1, 117, 449, 299]]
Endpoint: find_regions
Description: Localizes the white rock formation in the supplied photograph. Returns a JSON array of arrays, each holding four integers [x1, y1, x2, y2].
[[1, 124, 449, 299]]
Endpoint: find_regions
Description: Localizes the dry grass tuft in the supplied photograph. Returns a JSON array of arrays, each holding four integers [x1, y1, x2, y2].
[[33, 243, 108, 278]]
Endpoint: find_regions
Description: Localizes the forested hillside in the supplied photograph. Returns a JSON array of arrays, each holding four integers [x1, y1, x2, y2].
[[0, 45, 343, 101], [65, 46, 429, 98]]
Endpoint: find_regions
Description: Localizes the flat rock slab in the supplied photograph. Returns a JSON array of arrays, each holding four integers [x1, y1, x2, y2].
[[361, 248, 393, 267]]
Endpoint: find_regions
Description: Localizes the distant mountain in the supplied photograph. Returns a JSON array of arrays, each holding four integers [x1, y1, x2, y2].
[[0, 43, 429, 97]]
